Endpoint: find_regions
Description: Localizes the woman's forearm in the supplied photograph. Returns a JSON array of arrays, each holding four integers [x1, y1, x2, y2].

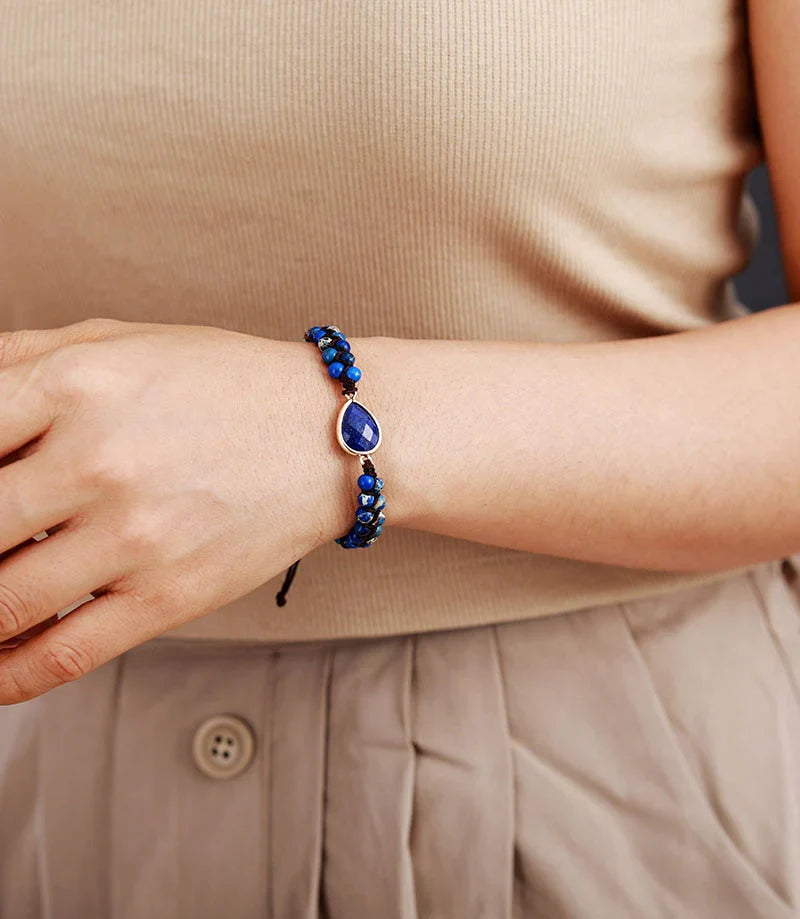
[[330, 303, 800, 572]]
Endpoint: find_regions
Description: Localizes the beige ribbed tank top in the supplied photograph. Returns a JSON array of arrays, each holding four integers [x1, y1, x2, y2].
[[1, 1, 765, 642]]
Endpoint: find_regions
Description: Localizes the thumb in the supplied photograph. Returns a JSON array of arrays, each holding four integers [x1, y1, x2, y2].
[[0, 317, 130, 368]]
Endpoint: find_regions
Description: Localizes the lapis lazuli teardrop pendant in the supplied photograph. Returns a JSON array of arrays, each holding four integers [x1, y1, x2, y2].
[[336, 398, 382, 455]]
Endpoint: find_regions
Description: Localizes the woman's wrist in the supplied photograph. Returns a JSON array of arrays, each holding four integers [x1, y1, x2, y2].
[[266, 338, 354, 550], [324, 309, 800, 572]]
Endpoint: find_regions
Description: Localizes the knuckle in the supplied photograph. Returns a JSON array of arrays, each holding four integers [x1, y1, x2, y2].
[[40, 639, 96, 684], [0, 582, 32, 638], [47, 344, 116, 402], [72, 317, 122, 334], [111, 508, 165, 555], [79, 443, 139, 493], [117, 576, 181, 623]]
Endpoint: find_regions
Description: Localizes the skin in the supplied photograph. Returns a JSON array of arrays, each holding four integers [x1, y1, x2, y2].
[[0, 1, 798, 703]]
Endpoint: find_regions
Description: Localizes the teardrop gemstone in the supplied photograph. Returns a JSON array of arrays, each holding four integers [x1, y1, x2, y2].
[[337, 399, 381, 454]]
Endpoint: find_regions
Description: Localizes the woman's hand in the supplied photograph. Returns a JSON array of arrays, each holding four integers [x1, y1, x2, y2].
[[0, 318, 351, 703]]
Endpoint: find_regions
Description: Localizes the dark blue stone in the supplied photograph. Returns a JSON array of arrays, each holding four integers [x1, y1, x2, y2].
[[340, 401, 380, 454]]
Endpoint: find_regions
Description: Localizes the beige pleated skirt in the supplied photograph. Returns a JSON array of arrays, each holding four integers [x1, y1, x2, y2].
[[2, 556, 800, 918]]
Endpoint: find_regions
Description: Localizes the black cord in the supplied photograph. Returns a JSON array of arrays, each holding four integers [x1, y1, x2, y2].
[[275, 559, 301, 606]]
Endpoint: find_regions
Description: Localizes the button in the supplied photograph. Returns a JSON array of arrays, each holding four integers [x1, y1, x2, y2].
[[191, 715, 256, 780]]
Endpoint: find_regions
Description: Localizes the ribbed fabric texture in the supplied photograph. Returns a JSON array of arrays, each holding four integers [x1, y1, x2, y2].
[[1, 0, 766, 641]]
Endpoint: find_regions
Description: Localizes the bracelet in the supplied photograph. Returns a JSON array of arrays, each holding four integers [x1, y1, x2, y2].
[[307, 324, 387, 548], [275, 324, 386, 606]]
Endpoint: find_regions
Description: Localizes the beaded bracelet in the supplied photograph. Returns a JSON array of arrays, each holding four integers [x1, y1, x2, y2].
[[274, 324, 386, 606]]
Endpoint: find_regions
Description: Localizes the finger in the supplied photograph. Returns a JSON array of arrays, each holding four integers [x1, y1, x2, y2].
[[0, 613, 60, 648], [0, 523, 119, 645], [0, 353, 57, 459], [0, 533, 44, 564], [0, 448, 88, 555], [0, 537, 51, 647], [0, 318, 128, 369], [0, 588, 167, 704]]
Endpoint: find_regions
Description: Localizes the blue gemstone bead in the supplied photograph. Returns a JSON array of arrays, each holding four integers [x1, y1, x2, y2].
[[358, 493, 376, 507], [357, 474, 375, 491], [373, 494, 386, 511], [344, 366, 362, 382], [376, 513, 386, 526], [310, 328, 327, 342], [336, 340, 351, 352], [356, 508, 375, 524], [338, 352, 356, 366], [340, 401, 381, 452], [321, 347, 338, 364], [354, 522, 371, 536], [373, 477, 384, 492], [328, 361, 345, 379], [373, 524, 383, 537]]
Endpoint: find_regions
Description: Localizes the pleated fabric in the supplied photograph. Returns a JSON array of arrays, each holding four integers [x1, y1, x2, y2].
[[2, 557, 800, 918]]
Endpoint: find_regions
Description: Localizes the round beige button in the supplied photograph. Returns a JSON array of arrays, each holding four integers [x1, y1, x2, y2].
[[191, 715, 256, 780]]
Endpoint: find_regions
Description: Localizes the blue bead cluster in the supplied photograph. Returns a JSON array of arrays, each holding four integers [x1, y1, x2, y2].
[[335, 472, 387, 548], [304, 325, 363, 385]]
